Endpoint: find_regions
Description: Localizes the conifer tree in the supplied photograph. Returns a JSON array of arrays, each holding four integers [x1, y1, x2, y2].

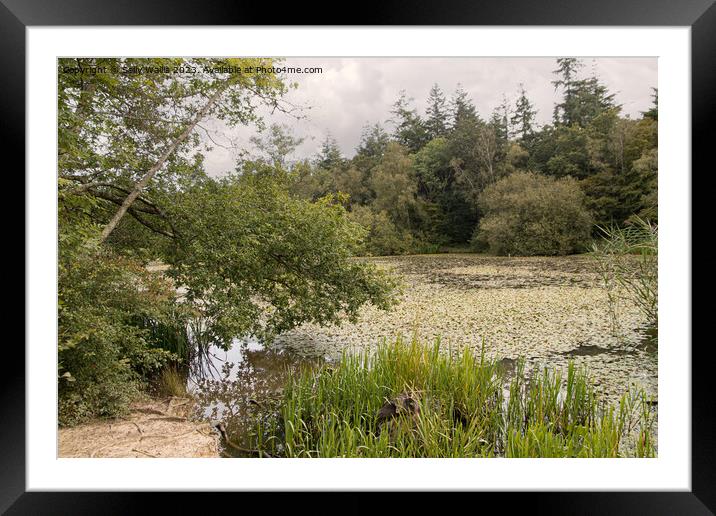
[[425, 83, 449, 139], [316, 133, 344, 170], [450, 84, 479, 129], [511, 84, 537, 141], [389, 90, 429, 152], [552, 57, 583, 126]]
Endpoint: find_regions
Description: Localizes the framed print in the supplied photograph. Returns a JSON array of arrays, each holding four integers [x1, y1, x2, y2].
[[7, 0, 711, 512]]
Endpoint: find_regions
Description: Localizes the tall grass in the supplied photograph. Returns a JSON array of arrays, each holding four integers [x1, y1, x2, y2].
[[131, 310, 192, 361], [592, 217, 658, 332], [253, 338, 656, 458], [155, 364, 189, 398]]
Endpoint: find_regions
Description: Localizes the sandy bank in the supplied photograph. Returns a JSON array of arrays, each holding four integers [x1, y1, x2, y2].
[[58, 397, 219, 458]]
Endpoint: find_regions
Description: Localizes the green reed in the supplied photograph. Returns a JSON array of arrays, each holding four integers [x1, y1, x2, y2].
[[255, 337, 656, 458]]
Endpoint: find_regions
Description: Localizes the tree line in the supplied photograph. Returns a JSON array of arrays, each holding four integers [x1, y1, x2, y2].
[[280, 58, 657, 255]]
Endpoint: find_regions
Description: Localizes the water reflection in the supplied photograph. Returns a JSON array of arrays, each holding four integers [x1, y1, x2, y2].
[[188, 338, 323, 457]]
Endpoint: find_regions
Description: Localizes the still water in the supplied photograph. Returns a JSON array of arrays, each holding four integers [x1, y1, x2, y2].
[[187, 339, 323, 456]]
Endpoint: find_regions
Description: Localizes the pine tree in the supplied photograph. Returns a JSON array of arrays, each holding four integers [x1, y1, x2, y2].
[[576, 75, 619, 126], [425, 83, 449, 139], [511, 84, 537, 141], [642, 87, 658, 121], [450, 84, 479, 130], [316, 133, 343, 170], [353, 122, 391, 177], [552, 57, 583, 126], [553, 58, 621, 128], [389, 90, 429, 152], [491, 94, 512, 143]]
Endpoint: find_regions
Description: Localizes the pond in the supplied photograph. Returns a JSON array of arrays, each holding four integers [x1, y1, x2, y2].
[[188, 338, 325, 456], [188, 253, 657, 456]]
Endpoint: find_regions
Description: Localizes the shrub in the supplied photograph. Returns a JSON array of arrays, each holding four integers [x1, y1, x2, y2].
[[348, 205, 414, 256], [474, 171, 593, 256], [58, 243, 179, 426]]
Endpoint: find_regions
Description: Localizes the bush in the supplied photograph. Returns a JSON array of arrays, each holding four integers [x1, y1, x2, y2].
[[58, 243, 179, 426], [474, 171, 593, 256], [348, 205, 415, 256]]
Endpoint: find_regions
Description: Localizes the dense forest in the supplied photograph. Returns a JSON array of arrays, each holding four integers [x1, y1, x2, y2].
[[57, 57, 657, 430], [285, 57, 658, 255]]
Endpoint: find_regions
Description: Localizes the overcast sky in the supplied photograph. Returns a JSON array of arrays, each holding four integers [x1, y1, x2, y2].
[[202, 57, 657, 176]]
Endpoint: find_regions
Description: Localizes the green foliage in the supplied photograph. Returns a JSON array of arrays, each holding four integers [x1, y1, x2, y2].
[[475, 171, 593, 256], [390, 90, 430, 152], [450, 84, 479, 128], [348, 206, 415, 256], [58, 180, 186, 425], [254, 338, 655, 458], [631, 147, 658, 223], [546, 126, 592, 178], [58, 57, 287, 189], [513, 359, 656, 458], [511, 83, 537, 141], [58, 238, 179, 425], [288, 65, 656, 254], [289, 160, 334, 202], [591, 217, 658, 328], [369, 143, 421, 229], [58, 59, 399, 426], [642, 88, 658, 121], [424, 83, 449, 139], [129, 310, 192, 363], [413, 137, 476, 243], [354, 123, 390, 171], [552, 58, 618, 128], [248, 123, 305, 168], [579, 115, 657, 228], [165, 169, 398, 346], [315, 134, 345, 170], [528, 105, 656, 232], [450, 121, 505, 201], [57, 57, 658, 427]]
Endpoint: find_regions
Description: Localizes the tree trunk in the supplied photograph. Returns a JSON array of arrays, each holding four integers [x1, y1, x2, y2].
[[98, 84, 227, 244]]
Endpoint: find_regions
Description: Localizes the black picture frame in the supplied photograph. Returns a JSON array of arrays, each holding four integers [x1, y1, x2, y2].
[[6, 0, 711, 512]]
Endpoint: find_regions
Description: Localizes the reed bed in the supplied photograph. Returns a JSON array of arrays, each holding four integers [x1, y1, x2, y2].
[[592, 217, 658, 331], [254, 337, 656, 458]]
